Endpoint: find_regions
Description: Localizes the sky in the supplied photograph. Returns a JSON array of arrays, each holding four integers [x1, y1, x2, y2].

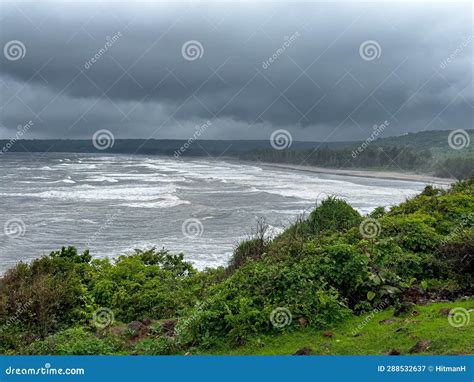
[[0, 1, 472, 141]]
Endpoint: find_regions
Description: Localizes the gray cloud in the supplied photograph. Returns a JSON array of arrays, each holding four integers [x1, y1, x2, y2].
[[0, 1, 472, 141]]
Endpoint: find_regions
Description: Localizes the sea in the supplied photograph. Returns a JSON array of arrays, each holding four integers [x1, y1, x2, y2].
[[0, 153, 441, 273]]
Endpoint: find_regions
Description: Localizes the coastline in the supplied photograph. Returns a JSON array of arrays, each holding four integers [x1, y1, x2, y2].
[[237, 160, 455, 185]]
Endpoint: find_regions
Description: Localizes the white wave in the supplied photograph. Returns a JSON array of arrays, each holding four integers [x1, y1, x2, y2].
[[85, 176, 119, 183], [47, 176, 76, 184], [265, 224, 285, 239], [119, 196, 190, 208], [57, 163, 97, 170], [103, 173, 189, 183], [99, 157, 423, 208], [61, 177, 76, 184], [6, 183, 183, 203]]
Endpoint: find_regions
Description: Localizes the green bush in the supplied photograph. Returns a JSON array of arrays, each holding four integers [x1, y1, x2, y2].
[[308, 197, 362, 235], [176, 257, 350, 347], [380, 214, 441, 253], [23, 327, 117, 355], [0, 247, 90, 342], [134, 336, 179, 355], [227, 238, 267, 274], [87, 249, 202, 323]]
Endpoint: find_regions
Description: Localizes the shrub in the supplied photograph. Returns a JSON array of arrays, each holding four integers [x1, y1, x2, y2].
[[0, 248, 89, 342], [87, 249, 202, 323], [228, 238, 267, 273], [437, 228, 474, 290], [308, 197, 362, 235], [227, 218, 270, 273], [380, 214, 441, 253], [176, 258, 350, 347], [134, 336, 179, 355], [23, 327, 117, 355]]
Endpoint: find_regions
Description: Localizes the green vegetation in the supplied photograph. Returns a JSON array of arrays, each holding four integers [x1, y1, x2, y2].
[[212, 299, 474, 355], [241, 130, 474, 180], [0, 179, 472, 355]]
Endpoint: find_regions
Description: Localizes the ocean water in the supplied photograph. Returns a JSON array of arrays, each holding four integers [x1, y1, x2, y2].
[[0, 153, 437, 272]]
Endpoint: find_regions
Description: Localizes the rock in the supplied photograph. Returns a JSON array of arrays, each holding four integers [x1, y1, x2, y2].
[[160, 319, 177, 336], [128, 321, 144, 332], [323, 331, 333, 338], [379, 319, 395, 325], [439, 308, 451, 316], [142, 317, 153, 326], [409, 340, 432, 354], [402, 287, 424, 304], [127, 321, 146, 338], [394, 302, 414, 316], [298, 318, 309, 328], [388, 349, 401, 355], [293, 347, 313, 355], [395, 327, 409, 334], [110, 326, 126, 337]]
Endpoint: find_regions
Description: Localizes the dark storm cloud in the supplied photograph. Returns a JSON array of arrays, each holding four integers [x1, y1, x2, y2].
[[0, 1, 472, 140]]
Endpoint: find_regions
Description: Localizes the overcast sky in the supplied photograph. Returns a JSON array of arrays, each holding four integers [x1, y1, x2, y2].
[[0, 1, 472, 141]]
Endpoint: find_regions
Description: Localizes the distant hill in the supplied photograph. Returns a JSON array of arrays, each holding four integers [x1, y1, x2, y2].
[[0, 138, 351, 156], [0, 129, 471, 155], [375, 130, 474, 152]]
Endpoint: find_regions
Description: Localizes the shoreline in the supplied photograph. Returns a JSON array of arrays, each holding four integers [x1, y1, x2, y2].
[[236, 160, 455, 185], [3, 151, 456, 185]]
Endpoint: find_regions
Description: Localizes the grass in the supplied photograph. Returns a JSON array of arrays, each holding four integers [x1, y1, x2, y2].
[[209, 299, 474, 355]]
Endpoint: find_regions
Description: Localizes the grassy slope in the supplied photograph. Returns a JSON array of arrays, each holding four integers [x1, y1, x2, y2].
[[211, 299, 474, 355]]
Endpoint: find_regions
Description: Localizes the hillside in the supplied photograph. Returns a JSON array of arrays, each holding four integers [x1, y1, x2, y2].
[[376, 130, 473, 151], [0, 179, 472, 355]]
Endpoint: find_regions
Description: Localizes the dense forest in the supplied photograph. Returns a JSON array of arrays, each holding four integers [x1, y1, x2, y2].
[[1, 179, 472, 355], [241, 129, 473, 179], [1, 129, 473, 179]]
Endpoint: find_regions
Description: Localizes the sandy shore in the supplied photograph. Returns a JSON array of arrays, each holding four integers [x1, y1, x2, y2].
[[244, 161, 455, 185]]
